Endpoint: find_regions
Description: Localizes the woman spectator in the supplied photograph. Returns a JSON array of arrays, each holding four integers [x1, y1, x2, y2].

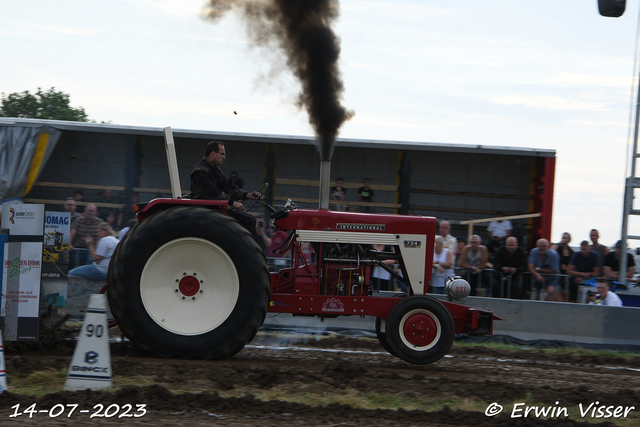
[[371, 244, 397, 291], [68, 222, 118, 280], [430, 236, 454, 294]]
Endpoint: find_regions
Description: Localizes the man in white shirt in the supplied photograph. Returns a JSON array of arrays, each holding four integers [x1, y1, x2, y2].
[[486, 212, 512, 254], [586, 281, 623, 307], [438, 220, 457, 255]]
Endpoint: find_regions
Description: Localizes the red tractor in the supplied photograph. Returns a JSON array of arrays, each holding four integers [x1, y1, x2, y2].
[[107, 197, 499, 365], [106, 130, 500, 365]]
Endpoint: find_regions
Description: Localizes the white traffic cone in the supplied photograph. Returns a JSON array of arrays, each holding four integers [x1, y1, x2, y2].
[[0, 330, 6, 393], [64, 294, 112, 391]]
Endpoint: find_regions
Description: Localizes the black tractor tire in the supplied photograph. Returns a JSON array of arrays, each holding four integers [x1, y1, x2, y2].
[[386, 296, 454, 365], [107, 206, 270, 359]]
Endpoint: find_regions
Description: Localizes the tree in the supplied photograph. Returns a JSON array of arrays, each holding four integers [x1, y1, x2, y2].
[[0, 87, 89, 122]]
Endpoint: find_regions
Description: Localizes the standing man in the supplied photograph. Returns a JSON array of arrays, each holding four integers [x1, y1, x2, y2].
[[486, 212, 512, 254], [97, 189, 116, 225], [458, 235, 488, 296], [190, 141, 261, 237], [63, 197, 82, 225], [603, 240, 636, 283], [589, 229, 609, 270], [438, 220, 458, 255], [492, 237, 527, 299], [527, 238, 561, 301], [566, 240, 600, 302], [357, 178, 375, 212], [331, 177, 347, 211], [69, 204, 102, 270], [73, 190, 86, 214]]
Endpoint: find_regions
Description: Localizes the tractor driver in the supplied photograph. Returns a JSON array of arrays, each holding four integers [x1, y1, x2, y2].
[[190, 141, 262, 237]]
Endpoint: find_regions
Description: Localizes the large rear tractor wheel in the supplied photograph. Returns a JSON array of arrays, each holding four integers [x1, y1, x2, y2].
[[386, 296, 454, 364], [107, 206, 270, 359]]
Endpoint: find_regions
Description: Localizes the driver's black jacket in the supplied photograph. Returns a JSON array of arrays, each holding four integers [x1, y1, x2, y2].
[[189, 158, 247, 204]]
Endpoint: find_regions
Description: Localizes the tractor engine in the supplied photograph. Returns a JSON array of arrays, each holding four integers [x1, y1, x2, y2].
[[268, 205, 433, 298], [272, 241, 394, 297]]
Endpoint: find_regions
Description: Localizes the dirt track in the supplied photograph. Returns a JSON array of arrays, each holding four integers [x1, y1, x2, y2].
[[1, 334, 639, 426]]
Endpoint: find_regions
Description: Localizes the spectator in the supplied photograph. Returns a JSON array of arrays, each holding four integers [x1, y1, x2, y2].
[[69, 204, 102, 270], [430, 236, 454, 294], [68, 222, 118, 281], [438, 220, 458, 255], [119, 193, 139, 226], [492, 237, 527, 299], [331, 177, 347, 211], [454, 236, 467, 267], [63, 197, 82, 225], [357, 178, 375, 213], [114, 192, 127, 230], [527, 238, 561, 301], [300, 241, 316, 265], [552, 232, 574, 276], [459, 234, 488, 296], [73, 190, 86, 214], [256, 217, 272, 254], [586, 281, 623, 307], [371, 244, 396, 291], [97, 189, 116, 226], [486, 212, 512, 254], [229, 171, 244, 189], [566, 240, 600, 303], [589, 229, 609, 270], [603, 240, 636, 282]]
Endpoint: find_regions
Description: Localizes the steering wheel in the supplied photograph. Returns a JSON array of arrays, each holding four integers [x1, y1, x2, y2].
[[245, 183, 269, 213]]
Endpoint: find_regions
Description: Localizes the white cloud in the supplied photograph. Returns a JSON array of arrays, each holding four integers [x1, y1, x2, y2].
[[489, 95, 607, 111], [545, 73, 634, 89]]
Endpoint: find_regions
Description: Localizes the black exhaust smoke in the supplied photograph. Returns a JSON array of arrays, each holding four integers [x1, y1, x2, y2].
[[203, 0, 354, 208]]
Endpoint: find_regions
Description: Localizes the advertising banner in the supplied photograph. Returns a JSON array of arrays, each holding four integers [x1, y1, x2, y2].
[[41, 211, 70, 327], [1, 203, 45, 236], [43, 211, 71, 277], [1, 242, 43, 341]]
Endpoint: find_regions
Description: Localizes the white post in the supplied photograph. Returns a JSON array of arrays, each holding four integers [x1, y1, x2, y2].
[[164, 127, 183, 199]]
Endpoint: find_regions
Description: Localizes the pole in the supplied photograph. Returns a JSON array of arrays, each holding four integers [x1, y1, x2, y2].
[[319, 160, 331, 210]]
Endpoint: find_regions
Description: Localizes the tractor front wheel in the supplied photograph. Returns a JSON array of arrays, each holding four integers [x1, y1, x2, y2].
[[386, 296, 454, 365]]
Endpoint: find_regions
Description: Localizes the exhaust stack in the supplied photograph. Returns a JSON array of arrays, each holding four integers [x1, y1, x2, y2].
[[319, 160, 331, 210]]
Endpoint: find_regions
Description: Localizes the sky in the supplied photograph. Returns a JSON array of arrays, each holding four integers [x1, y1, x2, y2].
[[2, 0, 640, 247]]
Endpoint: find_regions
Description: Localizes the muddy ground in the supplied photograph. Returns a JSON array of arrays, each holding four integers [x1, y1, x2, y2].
[[1, 333, 639, 426]]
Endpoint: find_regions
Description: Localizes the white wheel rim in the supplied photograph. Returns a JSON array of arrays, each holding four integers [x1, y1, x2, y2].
[[398, 309, 442, 351], [140, 237, 239, 335]]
